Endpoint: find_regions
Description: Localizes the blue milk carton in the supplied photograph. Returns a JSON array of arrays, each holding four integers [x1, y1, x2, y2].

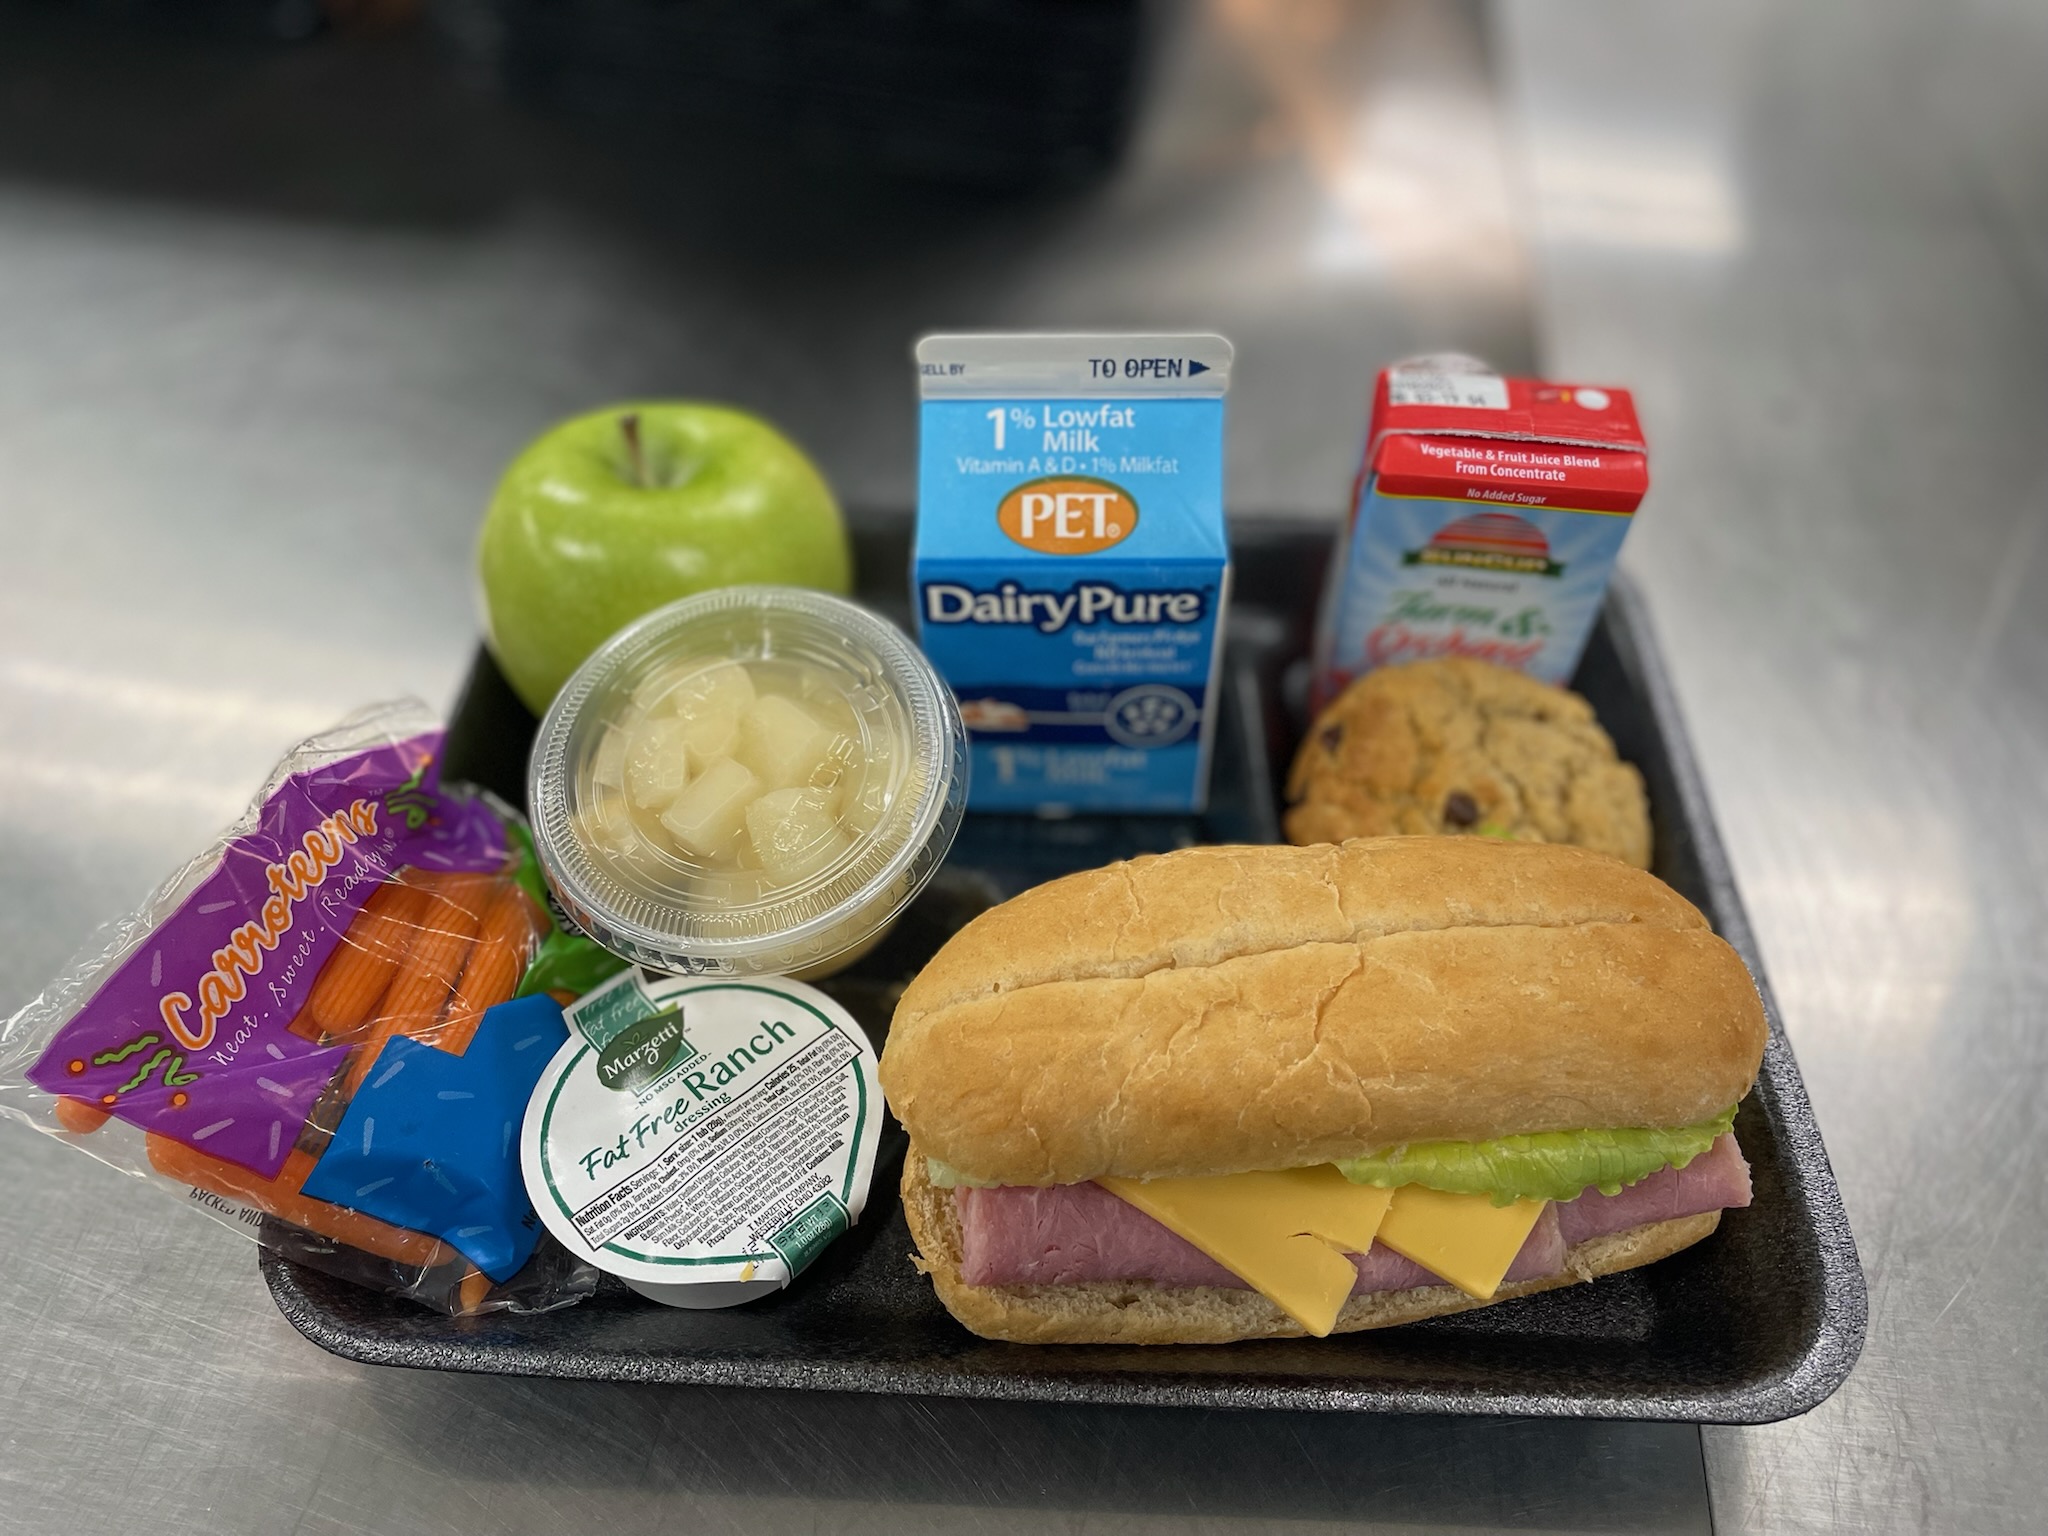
[[913, 333, 1233, 812]]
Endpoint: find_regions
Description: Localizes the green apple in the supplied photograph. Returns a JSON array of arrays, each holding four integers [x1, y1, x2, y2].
[[478, 402, 853, 714]]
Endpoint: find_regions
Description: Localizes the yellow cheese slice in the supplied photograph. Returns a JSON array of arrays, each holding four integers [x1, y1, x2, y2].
[[1096, 1167, 1394, 1337], [1374, 1186, 1547, 1300]]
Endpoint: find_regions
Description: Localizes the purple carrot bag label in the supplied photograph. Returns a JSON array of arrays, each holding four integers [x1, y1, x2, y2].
[[27, 732, 508, 1179]]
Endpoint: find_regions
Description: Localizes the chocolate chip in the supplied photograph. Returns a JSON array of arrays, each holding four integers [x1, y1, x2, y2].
[[1443, 791, 1480, 827], [1318, 721, 1344, 753]]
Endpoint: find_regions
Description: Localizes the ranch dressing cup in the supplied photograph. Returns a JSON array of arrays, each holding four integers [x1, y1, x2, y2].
[[523, 970, 881, 1308], [529, 587, 967, 980]]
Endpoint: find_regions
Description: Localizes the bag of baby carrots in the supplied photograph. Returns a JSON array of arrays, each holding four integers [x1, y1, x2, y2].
[[0, 700, 629, 1317]]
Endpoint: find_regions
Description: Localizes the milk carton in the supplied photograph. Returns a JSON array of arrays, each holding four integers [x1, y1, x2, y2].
[[1312, 357, 1649, 705], [914, 333, 1232, 812]]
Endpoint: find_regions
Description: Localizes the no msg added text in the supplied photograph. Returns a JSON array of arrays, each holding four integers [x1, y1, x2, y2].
[[577, 1015, 799, 1180]]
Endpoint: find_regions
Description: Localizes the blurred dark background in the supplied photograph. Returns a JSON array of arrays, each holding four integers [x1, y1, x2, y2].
[[10, 0, 1153, 200]]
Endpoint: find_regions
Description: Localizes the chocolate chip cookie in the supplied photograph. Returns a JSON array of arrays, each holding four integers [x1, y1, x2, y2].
[[1284, 658, 1652, 868]]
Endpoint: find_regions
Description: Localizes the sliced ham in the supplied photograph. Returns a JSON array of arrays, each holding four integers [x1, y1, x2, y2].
[[957, 1179, 1239, 1289], [952, 1133, 1750, 1293], [1350, 1204, 1566, 1292], [1552, 1132, 1750, 1246], [957, 1182, 1564, 1294]]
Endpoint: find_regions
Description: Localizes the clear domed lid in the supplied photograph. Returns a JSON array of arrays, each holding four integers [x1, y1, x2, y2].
[[528, 587, 966, 976]]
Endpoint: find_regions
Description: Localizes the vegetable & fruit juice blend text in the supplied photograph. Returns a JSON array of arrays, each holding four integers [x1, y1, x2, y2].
[[1312, 358, 1650, 705]]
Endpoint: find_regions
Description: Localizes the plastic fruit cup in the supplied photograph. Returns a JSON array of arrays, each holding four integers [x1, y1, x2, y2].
[[529, 587, 967, 980]]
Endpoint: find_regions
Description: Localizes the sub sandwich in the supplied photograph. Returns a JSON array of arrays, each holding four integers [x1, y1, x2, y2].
[[878, 837, 1767, 1343]]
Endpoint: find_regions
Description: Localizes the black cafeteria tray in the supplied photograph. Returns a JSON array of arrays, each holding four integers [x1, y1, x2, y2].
[[262, 519, 1866, 1422]]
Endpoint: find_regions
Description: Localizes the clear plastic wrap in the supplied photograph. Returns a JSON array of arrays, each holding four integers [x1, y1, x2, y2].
[[0, 700, 627, 1316]]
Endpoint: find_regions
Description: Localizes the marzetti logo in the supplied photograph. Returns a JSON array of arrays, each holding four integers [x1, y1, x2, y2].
[[1403, 511, 1565, 576], [595, 1008, 696, 1093], [997, 476, 1139, 555]]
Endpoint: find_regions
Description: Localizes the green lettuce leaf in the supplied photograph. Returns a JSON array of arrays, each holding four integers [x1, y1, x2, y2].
[[925, 1158, 1002, 1190], [1334, 1105, 1739, 1206], [514, 927, 630, 1002]]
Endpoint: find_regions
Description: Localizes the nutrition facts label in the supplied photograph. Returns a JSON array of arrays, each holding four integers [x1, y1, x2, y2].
[[523, 973, 880, 1288]]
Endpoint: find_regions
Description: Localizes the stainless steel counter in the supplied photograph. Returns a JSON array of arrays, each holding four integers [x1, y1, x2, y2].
[[1, 2, 2041, 1531], [1502, 2, 2048, 1529]]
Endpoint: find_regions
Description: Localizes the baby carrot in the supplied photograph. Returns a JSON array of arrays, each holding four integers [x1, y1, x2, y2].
[[292, 1051, 358, 1158], [456, 1268, 493, 1315], [376, 869, 496, 1032], [145, 1134, 452, 1269], [339, 870, 494, 1094], [305, 876, 434, 1038], [54, 1096, 110, 1135], [438, 883, 551, 1054]]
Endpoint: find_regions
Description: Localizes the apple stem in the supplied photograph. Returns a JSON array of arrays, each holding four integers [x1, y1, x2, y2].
[[620, 412, 649, 487]]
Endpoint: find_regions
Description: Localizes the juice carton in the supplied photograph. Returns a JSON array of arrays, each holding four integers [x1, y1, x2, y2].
[[1312, 356, 1649, 705], [914, 333, 1233, 812]]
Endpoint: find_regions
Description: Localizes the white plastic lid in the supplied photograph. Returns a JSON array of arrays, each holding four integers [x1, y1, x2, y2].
[[528, 586, 967, 977], [521, 970, 883, 1307]]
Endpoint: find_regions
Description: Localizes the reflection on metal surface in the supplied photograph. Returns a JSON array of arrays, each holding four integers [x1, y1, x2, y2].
[[1313, 80, 1527, 285], [0, 751, 255, 820], [4, 658, 342, 737], [1740, 796, 1974, 1061], [1523, 134, 1744, 255], [1213, 0, 1527, 292], [1955, 473, 2048, 694], [1504, 1, 2048, 1531]]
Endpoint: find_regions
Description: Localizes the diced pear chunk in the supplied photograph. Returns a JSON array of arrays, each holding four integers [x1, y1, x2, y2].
[[669, 660, 756, 720], [633, 657, 757, 716], [690, 869, 769, 908], [678, 708, 741, 772], [659, 757, 759, 858], [746, 787, 852, 885], [649, 660, 754, 770], [579, 789, 639, 856], [840, 785, 887, 838], [736, 695, 834, 790], [591, 723, 629, 791], [630, 664, 689, 714], [625, 716, 691, 810], [840, 740, 895, 837]]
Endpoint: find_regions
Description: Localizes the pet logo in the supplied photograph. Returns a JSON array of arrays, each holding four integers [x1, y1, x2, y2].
[[997, 476, 1139, 555]]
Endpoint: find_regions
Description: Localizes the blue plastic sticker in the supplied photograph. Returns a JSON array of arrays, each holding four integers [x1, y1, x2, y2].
[[303, 994, 568, 1282]]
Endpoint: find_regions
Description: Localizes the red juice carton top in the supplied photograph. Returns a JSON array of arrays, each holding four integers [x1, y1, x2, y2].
[[1312, 357, 1649, 704]]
